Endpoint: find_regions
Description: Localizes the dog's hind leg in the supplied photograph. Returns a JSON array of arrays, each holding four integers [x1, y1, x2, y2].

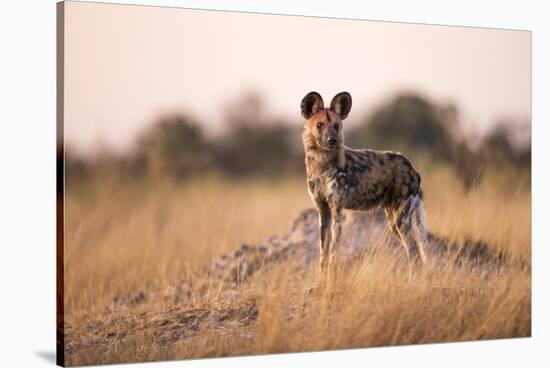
[[385, 196, 427, 274], [409, 194, 428, 263], [395, 195, 427, 266]]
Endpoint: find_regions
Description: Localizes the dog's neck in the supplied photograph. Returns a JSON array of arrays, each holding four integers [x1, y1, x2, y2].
[[302, 130, 346, 178]]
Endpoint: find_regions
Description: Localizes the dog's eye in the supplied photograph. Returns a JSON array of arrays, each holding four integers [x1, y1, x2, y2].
[[316, 122, 324, 130], [333, 124, 339, 131]]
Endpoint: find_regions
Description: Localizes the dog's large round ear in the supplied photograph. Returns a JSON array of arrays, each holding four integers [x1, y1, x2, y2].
[[330, 92, 352, 120], [301, 92, 324, 119]]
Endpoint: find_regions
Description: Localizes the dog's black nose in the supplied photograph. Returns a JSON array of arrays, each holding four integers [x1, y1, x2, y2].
[[328, 138, 337, 146]]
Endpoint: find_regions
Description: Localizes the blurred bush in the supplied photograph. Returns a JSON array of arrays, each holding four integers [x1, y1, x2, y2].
[[211, 93, 302, 177], [133, 114, 213, 180], [479, 119, 531, 169], [346, 94, 457, 162]]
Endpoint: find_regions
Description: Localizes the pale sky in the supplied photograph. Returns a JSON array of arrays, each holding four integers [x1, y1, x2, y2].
[[63, 1, 531, 153]]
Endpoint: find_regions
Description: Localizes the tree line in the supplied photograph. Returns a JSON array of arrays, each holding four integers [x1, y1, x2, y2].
[[65, 92, 531, 191]]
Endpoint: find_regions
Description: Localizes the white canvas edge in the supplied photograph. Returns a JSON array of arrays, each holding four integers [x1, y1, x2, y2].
[[0, 1, 547, 367]]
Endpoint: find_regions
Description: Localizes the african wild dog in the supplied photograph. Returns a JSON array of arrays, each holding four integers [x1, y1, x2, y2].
[[300, 91, 428, 276]]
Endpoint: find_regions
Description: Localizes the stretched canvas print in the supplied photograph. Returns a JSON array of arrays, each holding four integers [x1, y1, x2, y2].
[[56, 1, 531, 366]]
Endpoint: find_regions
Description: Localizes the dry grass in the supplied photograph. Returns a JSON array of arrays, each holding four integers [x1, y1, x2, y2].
[[62, 167, 531, 366]]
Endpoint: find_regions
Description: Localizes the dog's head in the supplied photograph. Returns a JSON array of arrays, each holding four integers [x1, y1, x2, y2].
[[300, 91, 352, 151]]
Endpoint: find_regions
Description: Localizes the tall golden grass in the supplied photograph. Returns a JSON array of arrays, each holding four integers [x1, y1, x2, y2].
[[63, 165, 530, 366]]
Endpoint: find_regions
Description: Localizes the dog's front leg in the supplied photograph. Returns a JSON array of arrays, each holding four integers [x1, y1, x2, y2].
[[317, 201, 332, 274], [328, 206, 343, 279]]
